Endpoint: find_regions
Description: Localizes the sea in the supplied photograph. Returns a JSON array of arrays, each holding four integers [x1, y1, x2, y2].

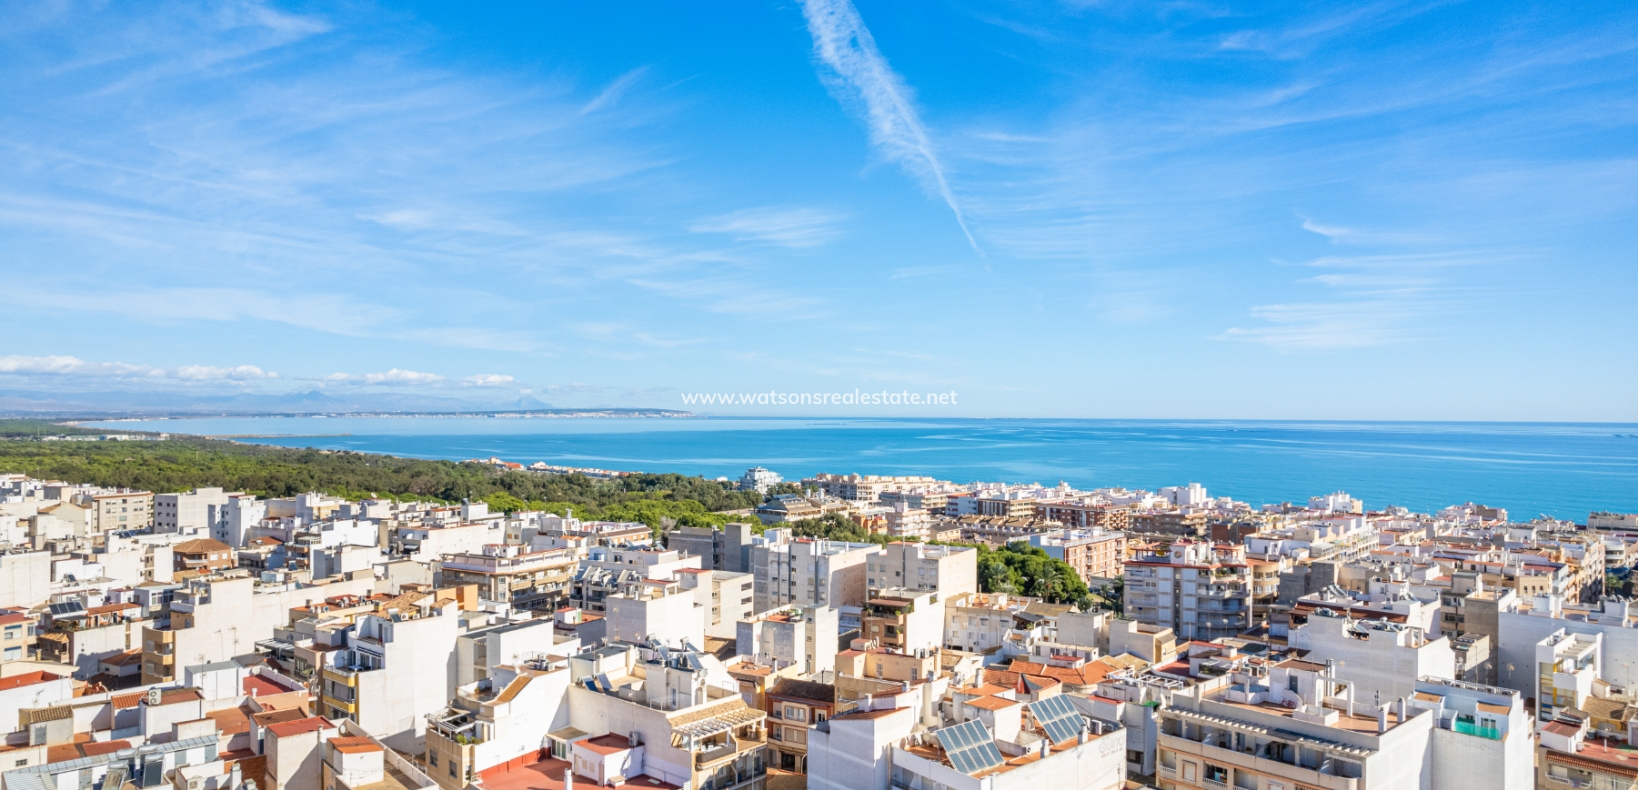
[[84, 417, 1638, 521]]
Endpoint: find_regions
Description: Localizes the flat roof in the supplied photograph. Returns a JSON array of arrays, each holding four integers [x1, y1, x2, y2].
[[478, 756, 680, 790]]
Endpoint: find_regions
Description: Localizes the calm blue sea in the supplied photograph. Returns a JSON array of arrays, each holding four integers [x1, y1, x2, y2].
[[86, 417, 1638, 521]]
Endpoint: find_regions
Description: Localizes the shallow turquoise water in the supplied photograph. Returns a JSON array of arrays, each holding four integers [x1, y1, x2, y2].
[[89, 417, 1638, 521]]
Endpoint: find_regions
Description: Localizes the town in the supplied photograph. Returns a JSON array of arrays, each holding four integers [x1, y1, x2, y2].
[[1, 466, 1636, 790]]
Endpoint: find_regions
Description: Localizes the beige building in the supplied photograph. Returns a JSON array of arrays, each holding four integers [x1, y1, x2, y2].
[[437, 544, 576, 612], [78, 489, 154, 534], [867, 541, 978, 598]]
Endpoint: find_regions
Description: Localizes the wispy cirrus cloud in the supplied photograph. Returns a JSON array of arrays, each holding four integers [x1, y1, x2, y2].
[[689, 207, 846, 248], [798, 0, 979, 253]]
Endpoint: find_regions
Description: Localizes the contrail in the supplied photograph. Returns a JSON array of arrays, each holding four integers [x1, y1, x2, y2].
[[799, 0, 981, 254]]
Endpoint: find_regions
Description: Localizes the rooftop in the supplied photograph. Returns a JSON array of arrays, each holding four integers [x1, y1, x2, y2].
[[1213, 695, 1412, 735], [478, 756, 680, 790], [1544, 735, 1638, 779]]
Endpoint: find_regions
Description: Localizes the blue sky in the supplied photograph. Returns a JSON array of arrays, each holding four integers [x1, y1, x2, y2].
[[2, 0, 1635, 420]]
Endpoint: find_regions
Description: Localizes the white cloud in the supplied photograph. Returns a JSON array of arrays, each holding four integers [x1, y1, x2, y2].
[[0, 355, 279, 380], [689, 207, 846, 248], [461, 374, 516, 387], [0, 355, 161, 378], [798, 0, 979, 253], [172, 364, 278, 381], [325, 368, 446, 385]]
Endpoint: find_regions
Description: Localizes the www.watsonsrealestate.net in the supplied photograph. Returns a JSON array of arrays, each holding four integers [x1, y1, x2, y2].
[[680, 389, 957, 406]]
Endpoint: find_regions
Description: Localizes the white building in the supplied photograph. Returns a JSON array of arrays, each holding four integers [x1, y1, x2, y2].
[[867, 542, 977, 598], [154, 487, 230, 535], [1409, 676, 1534, 790], [737, 605, 839, 676], [318, 601, 463, 752], [739, 467, 784, 494], [753, 537, 878, 614], [676, 568, 755, 639], [607, 579, 706, 650], [1533, 628, 1602, 722], [1288, 610, 1457, 703]]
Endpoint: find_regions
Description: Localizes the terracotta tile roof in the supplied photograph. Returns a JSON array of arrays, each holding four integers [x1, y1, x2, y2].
[[206, 707, 250, 735], [0, 671, 65, 691], [328, 736, 382, 754], [80, 740, 132, 757], [266, 716, 336, 738], [252, 708, 307, 727], [47, 744, 82, 763]]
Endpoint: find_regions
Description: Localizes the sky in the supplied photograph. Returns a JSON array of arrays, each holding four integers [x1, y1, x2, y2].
[[1, 0, 1635, 420]]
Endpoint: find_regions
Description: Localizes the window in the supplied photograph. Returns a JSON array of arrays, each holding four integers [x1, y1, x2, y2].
[[1203, 763, 1227, 784], [429, 753, 438, 767], [1181, 762, 1196, 782], [785, 706, 807, 722], [449, 762, 458, 778]]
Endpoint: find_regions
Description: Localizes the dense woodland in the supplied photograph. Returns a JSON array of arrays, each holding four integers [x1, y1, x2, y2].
[[0, 420, 759, 530], [1, 418, 1105, 610]]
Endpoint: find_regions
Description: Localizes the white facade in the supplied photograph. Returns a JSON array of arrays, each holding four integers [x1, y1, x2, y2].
[[1409, 677, 1534, 790], [737, 605, 839, 676], [607, 581, 705, 650], [868, 542, 977, 598], [807, 707, 919, 790], [154, 487, 230, 535], [1288, 613, 1457, 703], [754, 539, 877, 613]]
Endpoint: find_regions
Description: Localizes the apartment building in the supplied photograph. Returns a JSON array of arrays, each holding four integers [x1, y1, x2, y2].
[[942, 593, 1021, 655], [1122, 541, 1252, 641], [0, 611, 35, 661], [318, 600, 462, 751], [1158, 668, 1528, 790], [737, 606, 839, 676], [1028, 529, 1126, 583], [153, 487, 231, 535], [676, 568, 755, 639], [1035, 501, 1130, 531], [862, 589, 944, 655], [437, 544, 576, 612], [1288, 610, 1457, 703], [1534, 628, 1602, 723], [867, 542, 977, 598], [753, 537, 877, 614], [1158, 661, 1425, 790], [561, 644, 770, 790], [571, 545, 703, 613], [172, 538, 236, 576], [142, 572, 376, 684], [79, 489, 154, 533], [1590, 512, 1638, 530], [667, 523, 757, 573], [1537, 719, 1638, 790], [424, 654, 573, 790], [883, 700, 1126, 790], [765, 679, 836, 774], [606, 578, 706, 650], [802, 474, 940, 502]]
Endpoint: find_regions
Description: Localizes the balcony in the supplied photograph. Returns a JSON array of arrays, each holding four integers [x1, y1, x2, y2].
[[427, 710, 486, 745], [1159, 730, 1362, 790]]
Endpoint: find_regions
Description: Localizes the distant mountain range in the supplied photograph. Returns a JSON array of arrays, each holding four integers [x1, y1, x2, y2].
[[0, 388, 560, 417]]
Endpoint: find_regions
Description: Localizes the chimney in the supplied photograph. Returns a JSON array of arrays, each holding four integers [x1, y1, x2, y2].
[[565, 767, 573, 790], [1376, 704, 1387, 734]]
